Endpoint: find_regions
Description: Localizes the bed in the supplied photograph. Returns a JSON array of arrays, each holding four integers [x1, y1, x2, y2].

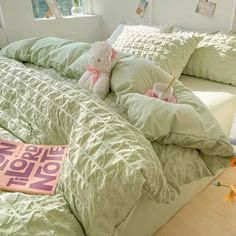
[[115, 75, 236, 236], [0, 27, 235, 236]]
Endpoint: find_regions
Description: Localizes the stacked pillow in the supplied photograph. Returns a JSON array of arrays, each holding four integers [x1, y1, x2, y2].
[[110, 24, 236, 87], [108, 24, 173, 45], [184, 33, 236, 86], [110, 24, 199, 79]]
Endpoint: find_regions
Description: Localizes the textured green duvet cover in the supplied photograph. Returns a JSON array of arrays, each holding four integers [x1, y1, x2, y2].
[[0, 37, 233, 236]]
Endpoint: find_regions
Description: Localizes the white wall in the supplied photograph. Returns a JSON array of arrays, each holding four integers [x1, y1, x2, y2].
[[92, 0, 150, 39], [0, 0, 102, 47], [92, 0, 236, 39], [152, 0, 235, 32], [0, 0, 236, 46]]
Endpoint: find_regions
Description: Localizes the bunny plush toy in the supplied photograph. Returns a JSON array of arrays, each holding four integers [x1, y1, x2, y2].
[[78, 41, 117, 100]]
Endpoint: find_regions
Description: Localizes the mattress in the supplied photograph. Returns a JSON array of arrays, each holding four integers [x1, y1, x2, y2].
[[114, 172, 222, 236], [180, 75, 236, 136], [114, 75, 235, 236]]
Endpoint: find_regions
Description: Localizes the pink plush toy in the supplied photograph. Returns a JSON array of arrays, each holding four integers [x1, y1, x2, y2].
[[78, 41, 116, 100]]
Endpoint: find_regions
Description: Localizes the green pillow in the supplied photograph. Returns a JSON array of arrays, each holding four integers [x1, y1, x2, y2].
[[46, 42, 90, 77], [0, 37, 90, 79], [0, 37, 40, 61], [29, 37, 73, 66], [111, 56, 173, 95], [184, 33, 236, 86], [117, 87, 230, 156], [113, 30, 198, 79]]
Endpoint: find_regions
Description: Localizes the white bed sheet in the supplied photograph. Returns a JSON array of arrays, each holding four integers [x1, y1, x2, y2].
[[180, 75, 236, 136]]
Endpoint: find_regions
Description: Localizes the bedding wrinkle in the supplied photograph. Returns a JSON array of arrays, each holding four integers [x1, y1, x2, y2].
[[0, 55, 175, 236], [0, 36, 233, 236]]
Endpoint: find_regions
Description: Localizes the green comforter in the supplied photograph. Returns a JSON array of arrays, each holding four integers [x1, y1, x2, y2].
[[0, 37, 233, 236]]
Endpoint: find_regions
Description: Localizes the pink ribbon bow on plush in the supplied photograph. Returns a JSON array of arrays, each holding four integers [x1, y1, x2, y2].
[[87, 64, 100, 86], [111, 48, 117, 60]]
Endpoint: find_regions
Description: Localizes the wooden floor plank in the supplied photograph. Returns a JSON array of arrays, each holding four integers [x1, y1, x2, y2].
[[154, 167, 236, 236]]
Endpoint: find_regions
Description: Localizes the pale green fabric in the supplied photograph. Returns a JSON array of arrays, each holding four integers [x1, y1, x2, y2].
[[117, 90, 230, 156], [0, 37, 233, 236], [111, 56, 173, 95], [111, 56, 232, 154], [0, 127, 20, 142], [0, 37, 42, 62], [108, 24, 173, 45], [111, 57, 232, 189], [0, 127, 85, 236], [112, 31, 199, 78], [0, 190, 85, 236], [0, 56, 175, 236], [26, 63, 231, 189], [111, 56, 231, 156], [184, 33, 236, 86], [20, 42, 232, 188], [0, 37, 90, 79]]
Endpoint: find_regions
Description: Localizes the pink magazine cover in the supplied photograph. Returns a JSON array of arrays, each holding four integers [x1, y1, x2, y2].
[[0, 140, 67, 195]]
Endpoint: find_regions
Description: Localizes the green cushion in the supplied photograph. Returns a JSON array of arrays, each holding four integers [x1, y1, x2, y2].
[[0, 37, 40, 61], [46, 42, 90, 77], [111, 56, 173, 95], [184, 33, 236, 86], [113, 30, 198, 79]]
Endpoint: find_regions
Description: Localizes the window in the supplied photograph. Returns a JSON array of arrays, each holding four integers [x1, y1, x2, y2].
[[31, 0, 73, 18]]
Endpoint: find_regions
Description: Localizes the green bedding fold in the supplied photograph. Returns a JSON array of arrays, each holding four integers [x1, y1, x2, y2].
[[0, 37, 90, 78], [0, 189, 85, 236], [0, 37, 233, 236], [111, 56, 233, 189], [116, 90, 230, 156], [0, 56, 176, 236]]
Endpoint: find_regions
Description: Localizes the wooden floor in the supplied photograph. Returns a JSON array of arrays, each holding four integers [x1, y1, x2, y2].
[[154, 167, 236, 236]]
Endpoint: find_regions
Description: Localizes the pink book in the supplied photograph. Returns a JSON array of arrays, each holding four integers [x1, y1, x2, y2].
[[0, 140, 67, 195]]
